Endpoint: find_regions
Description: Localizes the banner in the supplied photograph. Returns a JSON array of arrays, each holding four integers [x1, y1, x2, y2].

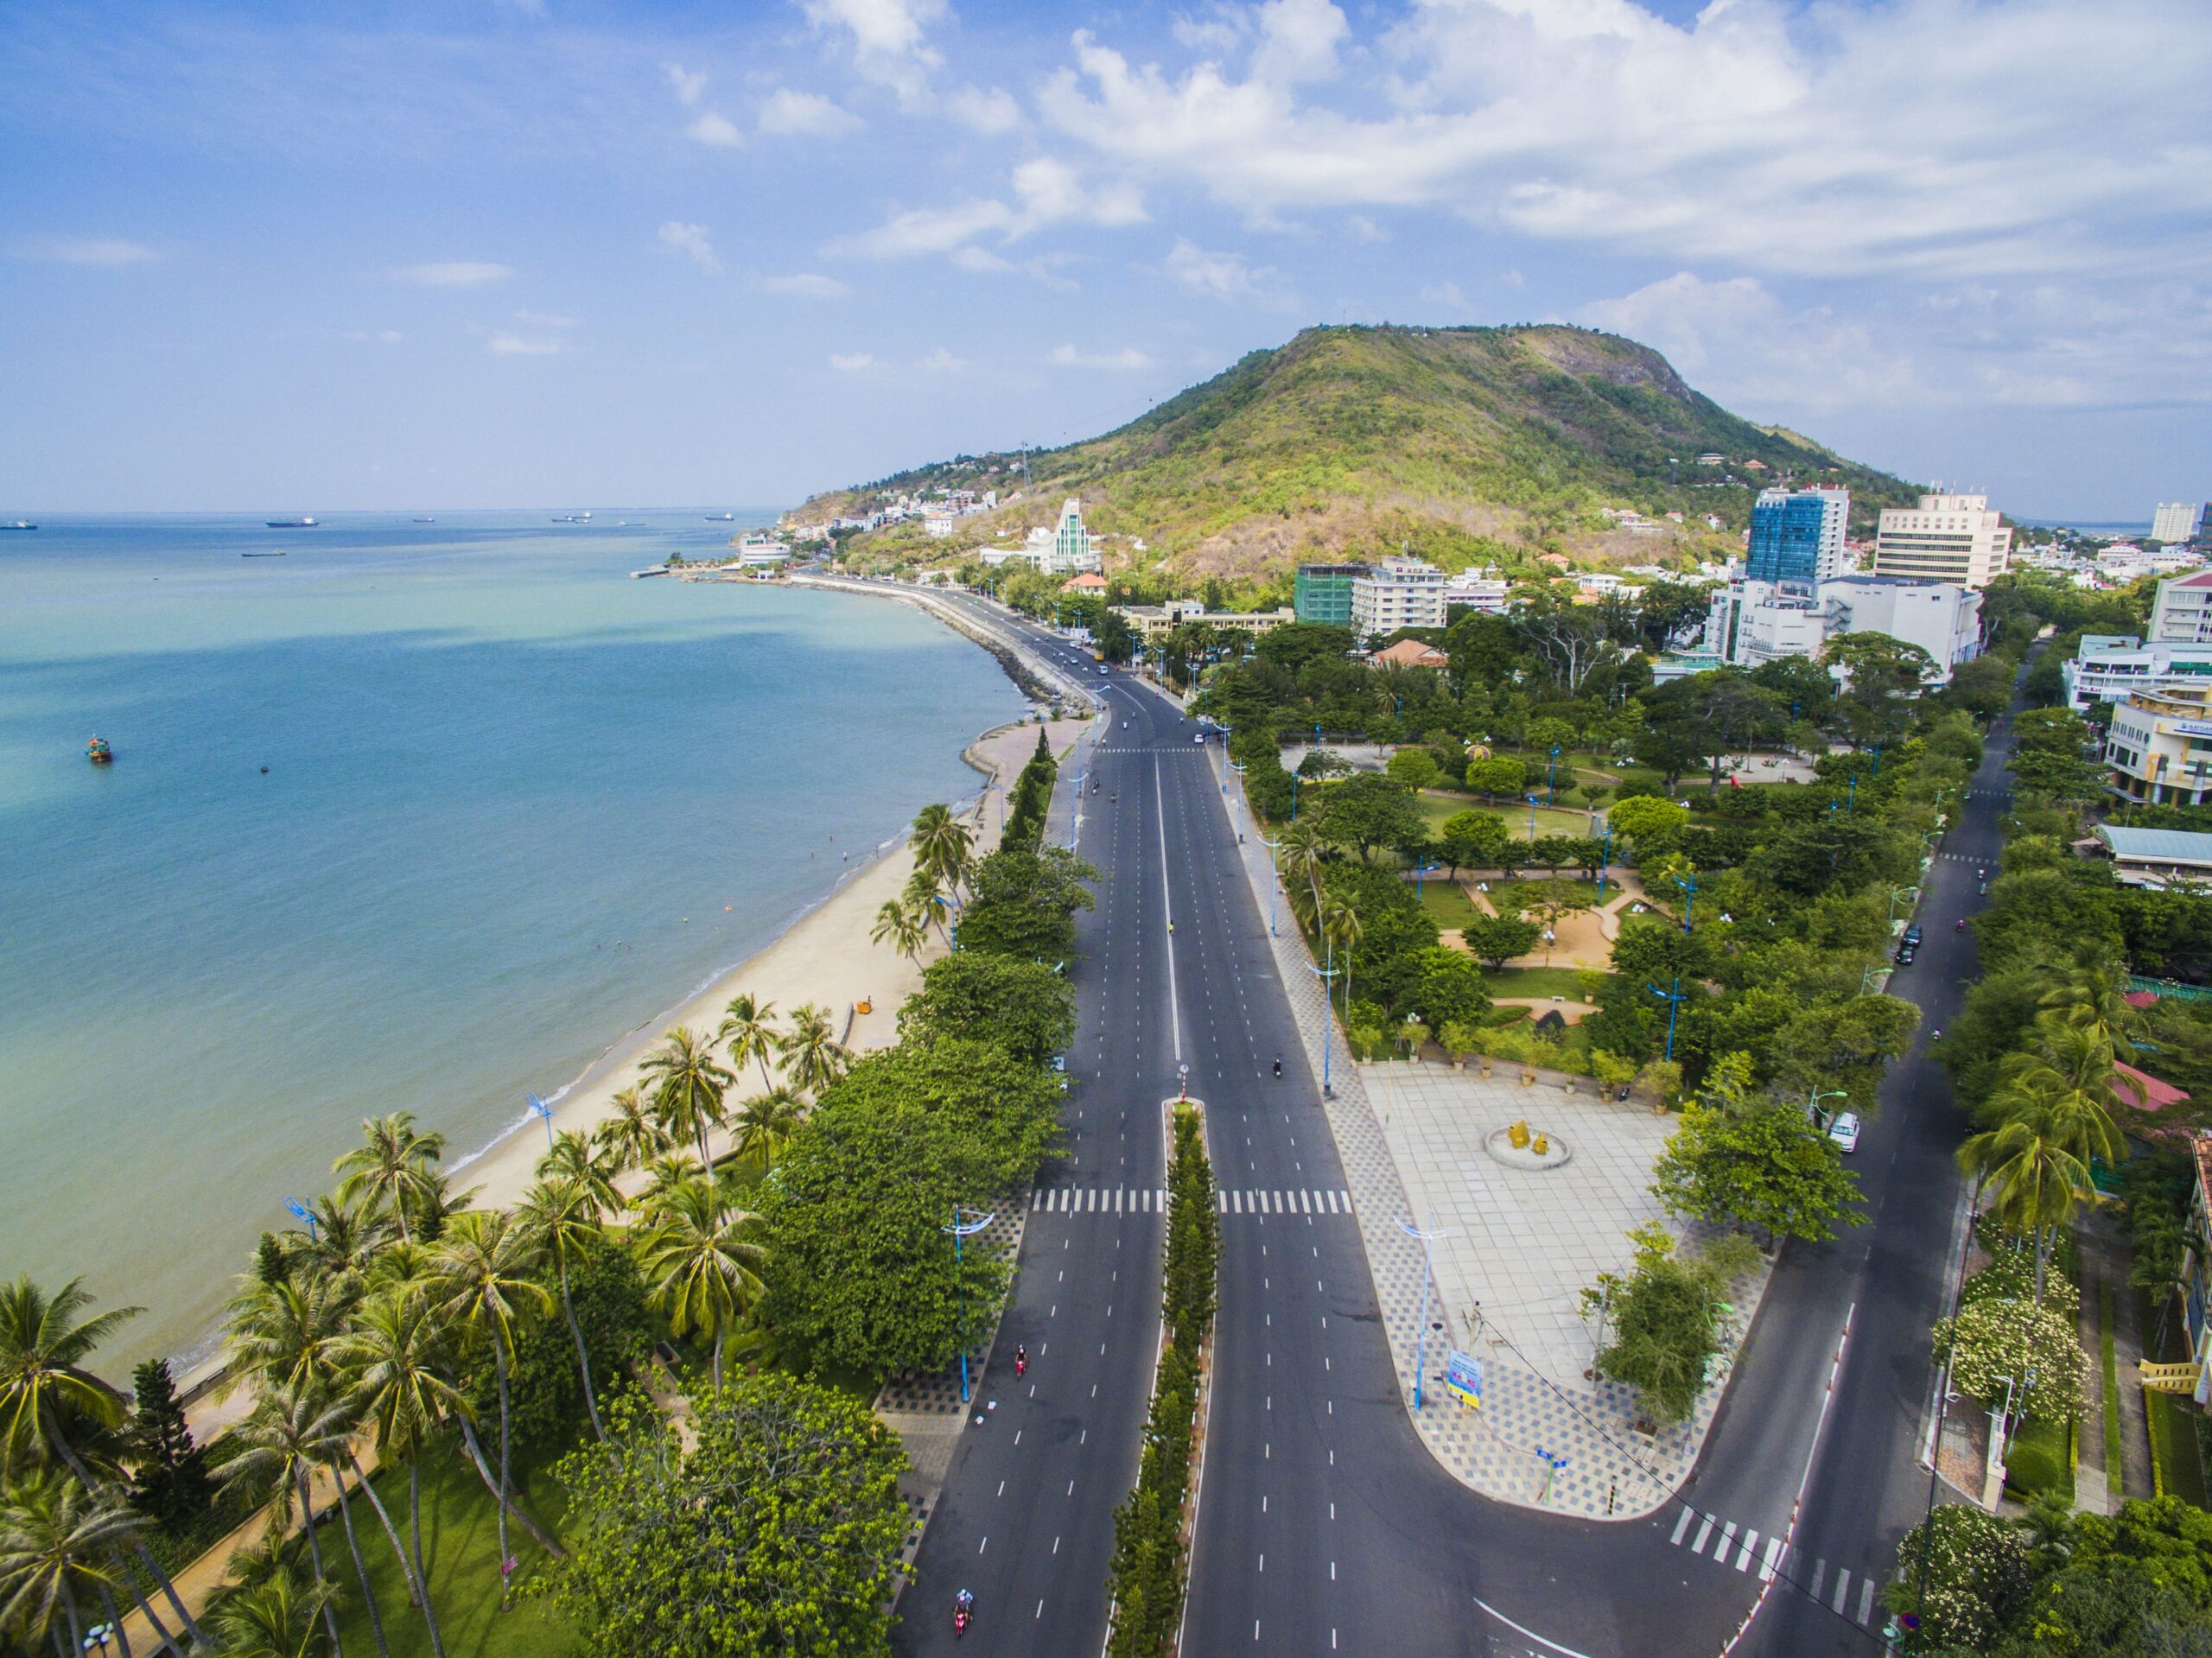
[[1444, 1349, 1483, 1409]]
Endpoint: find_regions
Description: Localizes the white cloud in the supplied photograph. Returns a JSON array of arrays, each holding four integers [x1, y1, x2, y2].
[[342, 328, 404, 345], [656, 221, 721, 272], [1163, 237, 1286, 303], [489, 331, 564, 356], [804, 0, 946, 106], [949, 247, 1080, 291], [946, 85, 1022, 134], [1418, 281, 1470, 311], [391, 261, 512, 288], [1037, 1, 2212, 283], [830, 351, 876, 371], [763, 271, 849, 298], [830, 156, 1143, 262], [1346, 214, 1385, 243], [760, 88, 862, 137], [1050, 343, 1152, 370], [918, 346, 969, 372], [10, 235, 160, 267], [664, 64, 708, 107], [685, 111, 744, 148]]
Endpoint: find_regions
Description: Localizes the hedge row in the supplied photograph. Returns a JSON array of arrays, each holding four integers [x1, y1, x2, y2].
[[1105, 1106, 1219, 1655]]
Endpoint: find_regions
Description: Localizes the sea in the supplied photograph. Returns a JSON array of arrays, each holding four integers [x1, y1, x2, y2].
[[0, 511, 1027, 1372]]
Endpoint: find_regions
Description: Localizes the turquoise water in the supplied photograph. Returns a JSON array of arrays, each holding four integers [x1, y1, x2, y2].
[[0, 513, 1024, 1369]]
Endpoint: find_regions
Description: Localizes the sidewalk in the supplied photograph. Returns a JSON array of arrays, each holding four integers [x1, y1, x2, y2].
[[1220, 753, 1773, 1521]]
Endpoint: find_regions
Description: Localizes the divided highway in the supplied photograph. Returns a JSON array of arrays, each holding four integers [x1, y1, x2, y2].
[[895, 591, 2001, 1656]]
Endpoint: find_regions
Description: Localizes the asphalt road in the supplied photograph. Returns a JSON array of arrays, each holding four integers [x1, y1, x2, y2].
[[895, 592, 2010, 1657]]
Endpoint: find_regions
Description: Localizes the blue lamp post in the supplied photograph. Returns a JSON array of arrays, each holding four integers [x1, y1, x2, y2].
[[1260, 833, 1284, 936], [1672, 871, 1699, 933], [1648, 976, 1687, 1062], [941, 1205, 994, 1403], [1395, 1216, 1450, 1410], [283, 1197, 319, 1242], [932, 892, 959, 950], [1526, 792, 1540, 842], [1412, 861, 1443, 900], [528, 1093, 555, 1152], [1596, 816, 1614, 897], [1308, 946, 1341, 1096], [1548, 745, 1561, 805]]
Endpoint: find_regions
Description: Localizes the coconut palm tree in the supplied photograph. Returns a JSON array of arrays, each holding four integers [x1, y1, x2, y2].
[[639, 1028, 734, 1168], [204, 1570, 332, 1658], [1996, 1018, 2133, 1172], [716, 994, 784, 1095], [0, 1278, 205, 1650], [333, 1115, 447, 1247], [1957, 1109, 2089, 1302], [870, 899, 931, 963], [905, 867, 955, 949], [512, 1179, 607, 1444], [780, 1003, 849, 1100], [636, 1178, 766, 1390], [219, 1384, 360, 1658], [1279, 819, 1327, 927], [294, 1192, 396, 1290], [225, 1274, 353, 1401], [0, 1469, 144, 1658], [535, 1131, 620, 1220], [424, 1212, 553, 1604], [1321, 895, 1363, 1020], [332, 1290, 458, 1645], [910, 804, 974, 898], [590, 1085, 664, 1178], [731, 1089, 804, 1170], [639, 1150, 706, 1216], [401, 1172, 480, 1248]]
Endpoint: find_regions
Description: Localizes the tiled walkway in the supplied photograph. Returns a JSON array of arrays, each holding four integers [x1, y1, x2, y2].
[[1222, 757, 1773, 1520]]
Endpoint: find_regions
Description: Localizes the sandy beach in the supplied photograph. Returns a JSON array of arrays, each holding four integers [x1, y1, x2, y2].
[[454, 714, 1095, 1213]]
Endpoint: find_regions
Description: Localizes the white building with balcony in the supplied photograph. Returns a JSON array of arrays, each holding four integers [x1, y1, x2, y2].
[[1351, 556, 1449, 638], [1872, 492, 2012, 589]]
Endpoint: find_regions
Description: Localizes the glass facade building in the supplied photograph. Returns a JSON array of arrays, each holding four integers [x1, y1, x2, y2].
[[1745, 487, 1849, 592], [1294, 563, 1365, 625]]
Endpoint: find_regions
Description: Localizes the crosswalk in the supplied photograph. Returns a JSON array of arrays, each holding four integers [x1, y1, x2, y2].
[[1665, 1508, 1885, 1625], [1027, 1185, 1356, 1217]]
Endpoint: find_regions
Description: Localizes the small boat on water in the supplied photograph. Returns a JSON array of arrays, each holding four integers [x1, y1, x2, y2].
[[413, 517, 435, 524], [242, 549, 287, 557], [86, 736, 113, 765], [265, 516, 318, 528], [705, 512, 735, 522], [1, 521, 35, 531]]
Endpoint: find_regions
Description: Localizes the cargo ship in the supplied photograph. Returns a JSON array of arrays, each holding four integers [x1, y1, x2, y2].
[[265, 516, 318, 528]]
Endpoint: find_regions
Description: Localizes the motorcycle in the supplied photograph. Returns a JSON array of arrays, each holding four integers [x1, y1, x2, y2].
[[1956, 918, 1966, 931], [1272, 1058, 1282, 1077], [1014, 1346, 1028, 1377], [954, 1592, 975, 1637]]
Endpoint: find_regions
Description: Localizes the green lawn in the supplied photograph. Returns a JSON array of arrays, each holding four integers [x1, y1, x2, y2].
[[1416, 880, 1484, 931], [2147, 1388, 2209, 1507], [1479, 967, 1594, 1001], [320, 1439, 578, 1658], [2004, 1415, 2074, 1503], [1489, 878, 1607, 918], [1414, 794, 1593, 844]]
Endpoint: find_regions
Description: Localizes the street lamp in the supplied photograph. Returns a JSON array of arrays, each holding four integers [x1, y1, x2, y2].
[[1807, 1084, 1848, 1129], [941, 1204, 994, 1403], [1648, 977, 1687, 1062], [1395, 1216, 1451, 1409], [1672, 871, 1699, 933], [931, 892, 959, 950], [283, 1197, 319, 1242], [528, 1093, 555, 1152], [1889, 885, 1916, 930], [1547, 745, 1561, 805], [1412, 861, 1443, 900], [1308, 948, 1341, 1096], [1526, 792, 1540, 842], [1596, 816, 1614, 897], [1260, 833, 1284, 937]]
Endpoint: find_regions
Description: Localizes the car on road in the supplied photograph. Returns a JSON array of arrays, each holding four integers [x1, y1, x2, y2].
[[1097, 665, 1109, 675], [1902, 924, 1923, 946], [1828, 1111, 1861, 1153], [1895, 943, 1916, 965]]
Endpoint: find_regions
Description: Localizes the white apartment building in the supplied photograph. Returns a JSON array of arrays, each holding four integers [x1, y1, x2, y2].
[[2151, 570, 2212, 644], [976, 498, 1102, 576], [2061, 634, 2212, 711], [1703, 575, 1980, 684], [2106, 684, 2212, 806], [2152, 502, 2207, 544], [1872, 492, 2012, 589], [1442, 569, 1512, 613], [1351, 556, 1449, 638]]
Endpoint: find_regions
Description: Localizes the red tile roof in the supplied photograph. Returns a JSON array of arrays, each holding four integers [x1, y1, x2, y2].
[[2116, 1060, 2190, 1111], [2125, 990, 2162, 1008]]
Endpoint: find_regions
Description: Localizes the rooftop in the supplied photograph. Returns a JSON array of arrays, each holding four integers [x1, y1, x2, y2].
[[2096, 826, 2212, 864], [2115, 1060, 2191, 1112]]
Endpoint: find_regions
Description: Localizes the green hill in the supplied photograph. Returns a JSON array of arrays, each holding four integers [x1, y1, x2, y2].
[[796, 323, 1919, 581]]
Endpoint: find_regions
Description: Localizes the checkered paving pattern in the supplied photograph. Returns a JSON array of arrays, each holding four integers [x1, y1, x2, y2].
[[1222, 756, 1774, 1521], [875, 1202, 1027, 1417]]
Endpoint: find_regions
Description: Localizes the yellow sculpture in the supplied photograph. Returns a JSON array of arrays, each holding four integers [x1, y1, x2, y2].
[[1532, 1134, 1549, 1155], [1508, 1120, 1530, 1149]]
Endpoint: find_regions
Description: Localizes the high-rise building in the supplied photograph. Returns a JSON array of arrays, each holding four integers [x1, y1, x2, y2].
[[1745, 486, 1850, 592], [1294, 562, 1366, 626], [2153, 502, 2208, 545], [1871, 492, 2012, 589], [1049, 498, 1097, 575], [1350, 556, 1448, 639], [2149, 570, 2212, 644]]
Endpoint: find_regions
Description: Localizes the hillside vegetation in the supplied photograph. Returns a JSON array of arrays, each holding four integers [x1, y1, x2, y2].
[[795, 324, 1919, 583]]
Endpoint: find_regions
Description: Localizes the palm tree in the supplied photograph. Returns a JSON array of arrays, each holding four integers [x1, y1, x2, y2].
[[535, 1131, 620, 1220], [636, 1178, 766, 1390], [590, 1085, 664, 1178], [333, 1115, 447, 1247], [871, 899, 930, 963], [905, 867, 954, 949], [1321, 895, 1363, 1019], [639, 1150, 706, 1216], [910, 803, 974, 898], [1997, 1018, 2133, 1171], [218, 1384, 357, 1658], [639, 1027, 734, 1167], [780, 1002, 849, 1100], [1957, 1109, 2089, 1302], [401, 1172, 480, 1247], [296, 1192, 395, 1288], [1279, 820, 1327, 927], [225, 1274, 353, 1401], [716, 994, 784, 1094], [0, 1278, 206, 1650], [333, 1290, 459, 1645], [730, 1089, 804, 1170], [0, 1470, 143, 1658], [204, 1570, 332, 1658], [425, 1212, 553, 1604], [2036, 962, 2143, 1047], [513, 1179, 607, 1444]]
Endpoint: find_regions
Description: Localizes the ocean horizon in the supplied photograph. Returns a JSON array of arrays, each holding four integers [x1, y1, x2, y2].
[[0, 511, 1026, 1372]]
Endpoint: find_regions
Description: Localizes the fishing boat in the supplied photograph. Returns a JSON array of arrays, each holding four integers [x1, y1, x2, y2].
[[705, 512, 735, 522], [1, 521, 35, 531], [241, 549, 287, 557], [86, 736, 113, 765], [412, 517, 435, 524], [264, 516, 318, 528]]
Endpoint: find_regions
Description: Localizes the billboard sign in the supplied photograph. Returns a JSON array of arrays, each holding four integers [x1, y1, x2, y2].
[[1444, 1350, 1483, 1409]]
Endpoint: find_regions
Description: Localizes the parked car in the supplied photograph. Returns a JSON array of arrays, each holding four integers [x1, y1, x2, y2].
[[1896, 944, 1916, 965], [1828, 1112, 1861, 1153], [1903, 924, 1923, 946]]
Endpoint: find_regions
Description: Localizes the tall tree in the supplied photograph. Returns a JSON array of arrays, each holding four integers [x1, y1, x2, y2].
[[639, 1027, 734, 1168], [590, 1085, 664, 1178], [218, 1385, 359, 1658], [332, 1115, 447, 1247], [124, 1358, 209, 1538], [730, 1089, 804, 1171], [868, 899, 930, 963], [780, 1003, 851, 1100], [334, 1289, 461, 1642], [909, 804, 975, 899], [636, 1178, 766, 1391], [0, 1469, 145, 1658], [514, 1178, 609, 1444], [715, 994, 784, 1095]]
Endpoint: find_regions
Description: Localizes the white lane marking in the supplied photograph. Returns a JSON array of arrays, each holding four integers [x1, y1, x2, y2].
[[1690, 1515, 1713, 1554], [1154, 753, 1181, 1064], [1716, 1521, 1738, 1561], [1832, 1570, 1851, 1615], [1857, 1579, 1875, 1625], [1471, 1598, 1598, 1658], [1759, 1535, 1784, 1583], [1669, 1509, 1693, 1547], [1736, 1529, 1758, 1572]]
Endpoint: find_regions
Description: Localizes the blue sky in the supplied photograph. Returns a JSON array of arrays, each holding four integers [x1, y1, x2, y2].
[[3, 0, 2207, 520]]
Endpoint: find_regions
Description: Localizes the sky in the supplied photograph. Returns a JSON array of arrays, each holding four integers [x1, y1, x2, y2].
[[3, 0, 2208, 521]]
